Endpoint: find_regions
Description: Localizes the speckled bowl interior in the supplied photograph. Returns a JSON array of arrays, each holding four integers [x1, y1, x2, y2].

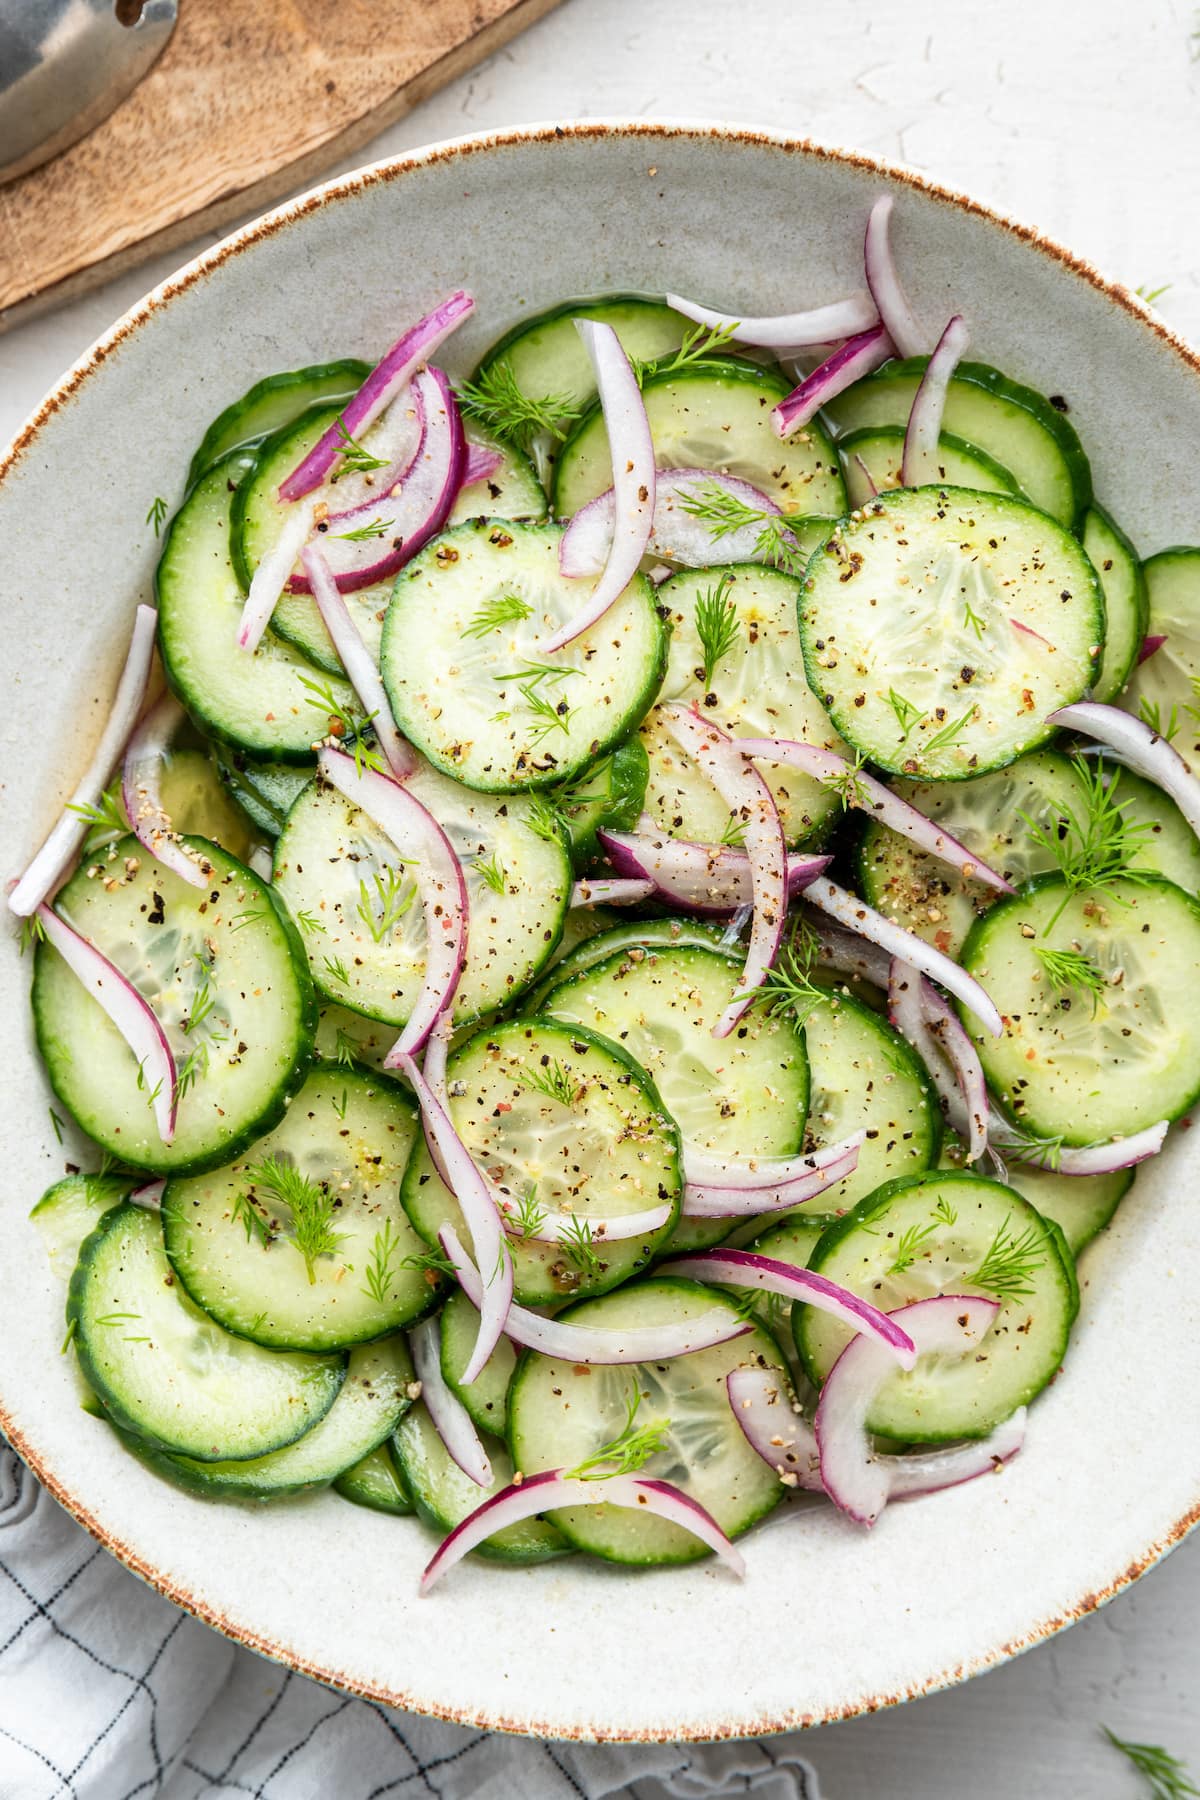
[[2, 121, 1199, 1741]]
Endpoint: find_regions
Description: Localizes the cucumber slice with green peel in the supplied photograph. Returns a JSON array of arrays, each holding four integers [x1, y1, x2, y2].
[[958, 873, 1200, 1145], [440, 1286, 518, 1433], [553, 358, 846, 522], [527, 916, 728, 1011], [132, 1338, 415, 1499], [640, 564, 848, 849], [186, 360, 371, 490], [161, 1064, 431, 1352], [939, 1134, 1130, 1257], [313, 1005, 405, 1076], [1085, 508, 1148, 704], [215, 750, 313, 839], [334, 1441, 414, 1514], [839, 426, 1019, 509], [34, 837, 316, 1176], [272, 762, 571, 1026], [379, 518, 668, 793], [395, 1404, 569, 1564], [157, 457, 359, 763], [824, 359, 1092, 529], [448, 423, 548, 527], [507, 1280, 787, 1565], [797, 1170, 1078, 1441], [69, 1204, 345, 1461], [857, 750, 1200, 962], [552, 736, 649, 872], [1122, 548, 1200, 766], [85, 747, 259, 866], [400, 1017, 682, 1305], [31, 1174, 132, 1281], [799, 488, 1104, 781]]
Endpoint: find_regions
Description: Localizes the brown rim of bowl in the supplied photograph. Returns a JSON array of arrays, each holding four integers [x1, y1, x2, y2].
[[3, 118, 1199, 1742]]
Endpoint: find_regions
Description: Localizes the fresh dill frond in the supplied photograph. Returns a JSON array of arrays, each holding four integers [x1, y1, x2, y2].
[[962, 598, 986, 639], [230, 908, 267, 931], [361, 1217, 401, 1304], [473, 850, 508, 895], [356, 867, 416, 943], [398, 1245, 455, 1278], [146, 495, 169, 533], [322, 955, 352, 987], [176, 1037, 222, 1100], [966, 1218, 1049, 1303], [887, 688, 926, 738], [753, 512, 809, 579], [333, 515, 388, 542], [631, 319, 740, 385], [518, 1059, 579, 1107], [461, 593, 534, 640], [493, 661, 578, 691], [244, 1154, 347, 1283], [1020, 757, 1158, 922], [231, 1188, 274, 1248], [999, 1125, 1066, 1172], [525, 795, 565, 846], [18, 913, 46, 955], [181, 957, 218, 1035], [675, 482, 807, 576], [566, 1383, 671, 1480], [330, 1087, 349, 1121], [67, 783, 127, 838], [48, 1107, 64, 1145], [718, 814, 747, 848], [519, 684, 574, 745], [295, 907, 326, 935], [1035, 945, 1107, 1014], [737, 923, 827, 1024], [826, 749, 870, 813], [333, 1028, 358, 1068], [694, 573, 740, 688], [504, 1184, 547, 1242], [1139, 696, 1181, 741], [922, 706, 977, 755], [1103, 1727, 1199, 1799], [332, 415, 389, 478], [560, 1214, 603, 1278], [456, 362, 580, 451], [887, 1219, 939, 1277], [1134, 281, 1174, 303], [933, 1195, 958, 1227]]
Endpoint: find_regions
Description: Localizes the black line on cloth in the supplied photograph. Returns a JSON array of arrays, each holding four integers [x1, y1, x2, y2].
[[0, 1546, 103, 1658], [0, 1721, 79, 1799], [182, 1754, 257, 1795], [361, 1701, 438, 1796], [363, 1727, 490, 1799], [0, 1458, 26, 1516], [216, 1670, 295, 1780], [67, 1611, 185, 1789], [541, 1741, 590, 1797], [250, 1695, 353, 1798]]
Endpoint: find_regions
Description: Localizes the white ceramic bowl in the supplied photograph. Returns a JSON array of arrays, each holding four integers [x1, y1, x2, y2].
[[3, 121, 1200, 1742]]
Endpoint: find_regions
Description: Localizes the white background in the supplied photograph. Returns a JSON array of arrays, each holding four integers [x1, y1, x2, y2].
[[3, 1, 1200, 1793]]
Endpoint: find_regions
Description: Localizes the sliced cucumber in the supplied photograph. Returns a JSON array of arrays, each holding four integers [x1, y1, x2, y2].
[[440, 1286, 518, 1433], [825, 359, 1092, 529], [797, 1170, 1078, 1440], [334, 1441, 414, 1515], [552, 736, 649, 872], [959, 873, 1200, 1144], [857, 750, 1200, 960], [84, 747, 259, 866], [380, 518, 667, 792], [727, 1216, 825, 1350], [640, 563, 848, 848], [313, 1005, 406, 1077], [31, 1173, 132, 1281], [508, 1280, 786, 1564], [157, 457, 358, 762], [69, 1204, 345, 1461], [1085, 507, 1147, 704], [395, 1403, 569, 1564], [186, 360, 371, 489], [137, 1338, 415, 1498], [800, 488, 1104, 780], [34, 838, 316, 1175], [1123, 549, 1200, 767], [401, 1017, 682, 1304], [527, 916, 729, 1011], [839, 426, 1019, 509], [162, 1064, 431, 1351], [215, 750, 313, 839], [472, 293, 688, 423], [449, 423, 548, 527], [272, 761, 571, 1026], [554, 358, 846, 521], [940, 1133, 1130, 1256]]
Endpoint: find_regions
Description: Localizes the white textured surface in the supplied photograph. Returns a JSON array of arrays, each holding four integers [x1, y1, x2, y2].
[[4, 2, 1200, 1793]]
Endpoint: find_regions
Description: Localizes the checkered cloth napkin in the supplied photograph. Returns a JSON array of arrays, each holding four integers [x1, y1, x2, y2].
[[0, 1449, 822, 1800]]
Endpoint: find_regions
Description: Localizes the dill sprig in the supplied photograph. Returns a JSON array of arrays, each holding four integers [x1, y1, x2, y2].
[[887, 688, 925, 739], [146, 495, 169, 533], [1035, 945, 1107, 1014], [323, 955, 352, 987], [456, 362, 581, 452], [525, 795, 565, 846], [473, 850, 508, 895], [718, 814, 747, 848], [333, 515, 388, 543], [736, 922, 826, 1024], [630, 319, 741, 385], [333, 1028, 358, 1068], [694, 573, 740, 688], [18, 913, 46, 956], [1103, 1727, 1199, 1799], [298, 672, 381, 767], [181, 957, 218, 1036], [675, 481, 807, 578], [295, 907, 326, 935], [362, 1217, 402, 1305], [887, 1220, 938, 1277], [521, 685, 574, 745], [244, 1154, 347, 1283], [962, 598, 986, 639], [461, 593, 533, 640], [398, 1245, 455, 1278], [826, 749, 870, 813], [356, 866, 416, 942], [923, 705, 977, 755], [566, 1383, 670, 1481], [332, 415, 389, 478], [68, 781, 128, 840], [560, 1214, 603, 1278], [504, 1184, 547, 1242], [231, 1188, 274, 1248], [966, 1218, 1049, 1303], [1139, 696, 1181, 741], [999, 1125, 1066, 1172], [518, 1059, 579, 1107], [1020, 757, 1157, 922]]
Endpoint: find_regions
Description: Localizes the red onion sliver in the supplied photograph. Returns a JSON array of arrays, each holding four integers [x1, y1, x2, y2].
[[121, 693, 212, 890], [805, 875, 1003, 1037], [460, 443, 506, 492], [129, 1179, 166, 1212], [410, 1317, 493, 1489], [658, 706, 787, 1036], [236, 494, 319, 654], [684, 1134, 859, 1191], [599, 828, 830, 916], [9, 605, 157, 917], [657, 1250, 916, 1368], [540, 321, 655, 653], [992, 1114, 1169, 1176], [772, 325, 893, 440], [864, 196, 928, 359], [682, 1133, 864, 1219], [665, 289, 879, 349], [1048, 700, 1200, 840], [301, 545, 417, 780], [441, 1226, 750, 1364], [735, 737, 1013, 894], [318, 748, 466, 1058], [901, 314, 970, 487], [419, 1466, 743, 1593], [888, 960, 988, 1161], [570, 877, 655, 908], [885, 1407, 1027, 1499], [505, 1201, 674, 1245], [37, 904, 177, 1143], [559, 468, 788, 575], [1137, 633, 1168, 666], [279, 291, 474, 501]]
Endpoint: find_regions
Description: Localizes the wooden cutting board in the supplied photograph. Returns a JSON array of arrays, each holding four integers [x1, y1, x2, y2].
[[0, 0, 561, 330]]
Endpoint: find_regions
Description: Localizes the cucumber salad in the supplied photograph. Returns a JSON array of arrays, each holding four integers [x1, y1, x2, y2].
[[15, 197, 1200, 1590]]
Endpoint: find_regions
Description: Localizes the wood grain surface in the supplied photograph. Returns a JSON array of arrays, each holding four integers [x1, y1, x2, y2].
[[0, 0, 561, 329]]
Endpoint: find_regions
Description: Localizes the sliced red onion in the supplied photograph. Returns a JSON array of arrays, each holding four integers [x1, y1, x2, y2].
[[1138, 633, 1168, 666], [682, 1133, 864, 1218], [570, 877, 655, 908], [657, 1250, 916, 1368], [851, 453, 879, 498], [901, 315, 970, 487], [807, 921, 891, 991], [805, 875, 1003, 1037], [735, 737, 1013, 893], [279, 291, 474, 501], [9, 605, 157, 917], [991, 1114, 1169, 1175], [318, 749, 465, 1058], [599, 829, 829, 917], [888, 960, 988, 1161], [236, 494, 319, 654], [410, 1317, 492, 1489], [301, 545, 417, 781], [864, 196, 928, 359], [442, 1226, 750, 1364], [1011, 617, 1054, 651], [560, 468, 788, 575], [505, 1200, 674, 1245], [658, 706, 787, 1035], [420, 1465, 743, 1593], [36, 904, 176, 1142], [129, 1179, 166, 1211], [884, 1408, 1027, 1499], [772, 325, 893, 439], [121, 693, 211, 890], [248, 846, 273, 881], [683, 1135, 858, 1191], [815, 1294, 1000, 1525], [1048, 700, 1200, 840], [317, 379, 426, 517], [665, 289, 879, 349], [540, 321, 655, 654], [460, 443, 506, 492], [422, 1010, 451, 1105]]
